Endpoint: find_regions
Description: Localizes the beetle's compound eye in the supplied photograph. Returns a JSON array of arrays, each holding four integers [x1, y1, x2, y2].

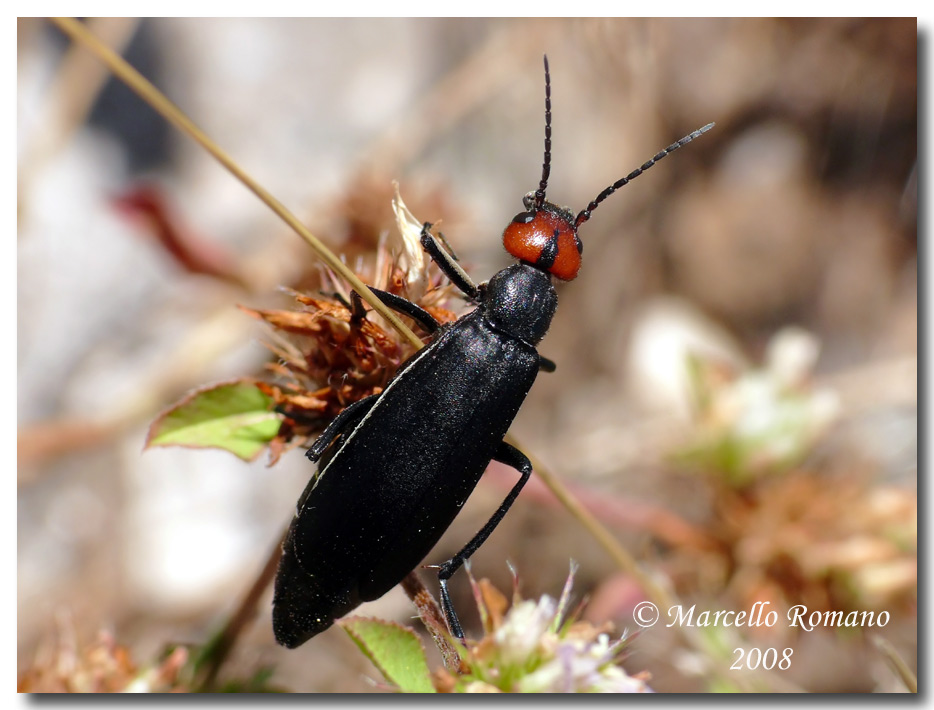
[[502, 208, 582, 281]]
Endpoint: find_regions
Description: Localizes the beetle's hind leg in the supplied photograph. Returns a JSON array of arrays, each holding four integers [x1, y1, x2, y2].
[[437, 442, 533, 639], [276, 390, 379, 452], [420, 222, 480, 301], [352, 285, 441, 335], [306, 394, 380, 463]]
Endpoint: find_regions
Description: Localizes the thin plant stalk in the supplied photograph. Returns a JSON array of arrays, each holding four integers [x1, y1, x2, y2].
[[191, 531, 285, 691], [400, 573, 467, 674], [872, 636, 917, 693], [47, 17, 422, 351]]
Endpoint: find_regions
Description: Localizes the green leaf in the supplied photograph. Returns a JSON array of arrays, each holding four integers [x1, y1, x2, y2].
[[146, 380, 281, 462], [338, 617, 435, 693]]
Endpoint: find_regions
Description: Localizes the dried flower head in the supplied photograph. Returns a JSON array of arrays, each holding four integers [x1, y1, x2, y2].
[[248, 188, 462, 464], [18, 622, 189, 693], [717, 471, 917, 617]]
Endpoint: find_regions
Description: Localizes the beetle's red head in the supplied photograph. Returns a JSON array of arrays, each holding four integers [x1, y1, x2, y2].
[[505, 55, 713, 283], [503, 193, 582, 281]]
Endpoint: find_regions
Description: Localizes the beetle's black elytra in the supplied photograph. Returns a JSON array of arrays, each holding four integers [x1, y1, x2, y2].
[[273, 55, 712, 648]]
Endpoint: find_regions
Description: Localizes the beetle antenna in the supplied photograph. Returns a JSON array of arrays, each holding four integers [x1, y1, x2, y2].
[[533, 55, 552, 210], [574, 122, 715, 228]]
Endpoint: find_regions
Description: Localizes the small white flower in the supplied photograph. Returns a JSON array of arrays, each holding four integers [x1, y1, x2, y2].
[[493, 597, 557, 665]]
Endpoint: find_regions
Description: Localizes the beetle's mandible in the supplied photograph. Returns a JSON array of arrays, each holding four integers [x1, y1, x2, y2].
[[273, 56, 713, 648]]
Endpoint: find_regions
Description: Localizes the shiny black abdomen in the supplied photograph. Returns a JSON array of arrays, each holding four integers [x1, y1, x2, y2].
[[272, 309, 540, 647]]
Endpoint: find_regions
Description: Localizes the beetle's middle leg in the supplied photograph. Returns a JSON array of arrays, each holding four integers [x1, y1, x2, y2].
[[309, 283, 443, 464], [437, 441, 533, 638]]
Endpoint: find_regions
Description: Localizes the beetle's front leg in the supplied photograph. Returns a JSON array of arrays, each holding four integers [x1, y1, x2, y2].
[[420, 222, 480, 301], [436, 442, 533, 639]]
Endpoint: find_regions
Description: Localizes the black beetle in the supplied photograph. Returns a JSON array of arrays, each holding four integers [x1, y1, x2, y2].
[[272, 56, 712, 648]]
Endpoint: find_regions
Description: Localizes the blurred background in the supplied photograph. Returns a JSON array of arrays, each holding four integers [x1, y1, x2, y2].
[[17, 18, 916, 692]]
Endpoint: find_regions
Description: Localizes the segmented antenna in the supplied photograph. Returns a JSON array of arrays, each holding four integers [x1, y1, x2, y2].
[[574, 122, 715, 228], [533, 55, 552, 210]]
